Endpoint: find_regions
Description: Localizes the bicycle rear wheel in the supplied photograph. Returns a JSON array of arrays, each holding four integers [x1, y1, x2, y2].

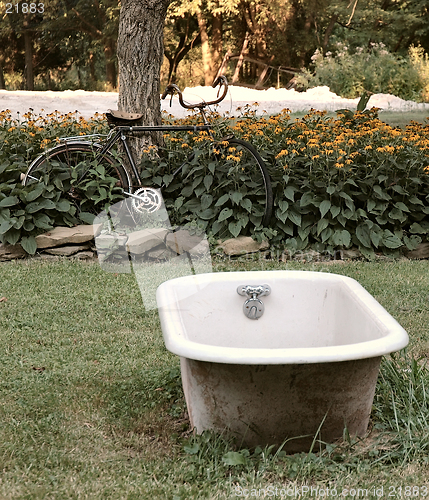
[[23, 142, 131, 217]]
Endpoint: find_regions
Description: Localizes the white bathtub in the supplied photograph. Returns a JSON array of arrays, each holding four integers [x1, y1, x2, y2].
[[156, 270, 409, 451]]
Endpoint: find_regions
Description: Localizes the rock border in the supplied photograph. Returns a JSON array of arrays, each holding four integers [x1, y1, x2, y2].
[[1, 225, 429, 262]]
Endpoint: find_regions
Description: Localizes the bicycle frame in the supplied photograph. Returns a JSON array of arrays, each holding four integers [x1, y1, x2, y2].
[[63, 124, 213, 193]]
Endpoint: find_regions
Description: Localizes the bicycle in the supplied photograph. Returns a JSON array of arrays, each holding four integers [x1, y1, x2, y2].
[[22, 77, 273, 236]]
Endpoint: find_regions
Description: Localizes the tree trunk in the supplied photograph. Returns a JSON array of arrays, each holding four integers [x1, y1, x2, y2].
[[232, 33, 249, 83], [323, 14, 338, 53], [117, 0, 171, 168], [196, 9, 223, 86], [23, 28, 34, 91], [166, 32, 201, 84], [0, 64, 5, 90], [89, 52, 96, 86], [211, 11, 222, 76], [104, 38, 117, 89], [196, 10, 213, 85]]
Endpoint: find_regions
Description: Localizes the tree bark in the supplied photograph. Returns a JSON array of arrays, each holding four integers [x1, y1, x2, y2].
[[166, 32, 201, 84], [0, 64, 5, 90], [232, 33, 249, 83], [323, 14, 338, 53], [197, 10, 213, 85], [211, 10, 223, 77], [117, 0, 171, 167], [104, 38, 117, 89], [23, 26, 34, 91]]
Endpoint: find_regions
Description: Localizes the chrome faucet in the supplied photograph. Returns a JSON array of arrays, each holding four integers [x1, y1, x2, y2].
[[237, 284, 271, 320]]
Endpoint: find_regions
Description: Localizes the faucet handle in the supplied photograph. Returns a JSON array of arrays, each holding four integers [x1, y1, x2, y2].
[[237, 284, 271, 298]]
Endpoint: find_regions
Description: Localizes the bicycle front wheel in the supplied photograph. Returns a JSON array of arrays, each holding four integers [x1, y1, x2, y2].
[[23, 142, 131, 217]]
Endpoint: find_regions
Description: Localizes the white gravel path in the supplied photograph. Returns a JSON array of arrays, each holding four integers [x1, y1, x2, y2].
[[1, 85, 429, 120]]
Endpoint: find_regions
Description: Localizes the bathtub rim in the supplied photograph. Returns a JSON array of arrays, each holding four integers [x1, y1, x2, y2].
[[156, 270, 409, 365]]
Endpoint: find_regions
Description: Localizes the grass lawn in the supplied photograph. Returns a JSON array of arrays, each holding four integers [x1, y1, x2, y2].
[[1, 257, 429, 499]]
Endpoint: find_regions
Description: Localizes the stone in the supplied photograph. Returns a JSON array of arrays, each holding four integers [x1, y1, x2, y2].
[[35, 225, 99, 249], [217, 236, 269, 256], [405, 242, 429, 260], [340, 247, 362, 260], [73, 251, 96, 260], [43, 244, 91, 256], [0, 243, 27, 260], [95, 233, 128, 251], [126, 227, 170, 255], [165, 229, 207, 254], [144, 245, 180, 261]]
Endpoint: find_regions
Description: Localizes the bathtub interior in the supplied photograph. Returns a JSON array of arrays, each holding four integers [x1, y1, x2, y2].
[[158, 271, 395, 350]]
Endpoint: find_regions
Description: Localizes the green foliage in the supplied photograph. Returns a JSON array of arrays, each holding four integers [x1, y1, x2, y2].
[[139, 128, 273, 242], [266, 108, 429, 258], [3, 0, 429, 92], [409, 45, 429, 102], [0, 110, 116, 253], [0, 168, 78, 253], [1, 107, 429, 258], [0, 0, 119, 91], [296, 43, 428, 102], [153, 107, 429, 257]]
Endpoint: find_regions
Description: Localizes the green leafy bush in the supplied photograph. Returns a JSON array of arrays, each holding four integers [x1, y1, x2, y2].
[[139, 128, 273, 242], [296, 43, 428, 102], [153, 108, 429, 258], [0, 109, 112, 253], [0, 172, 77, 254], [1, 107, 429, 258]]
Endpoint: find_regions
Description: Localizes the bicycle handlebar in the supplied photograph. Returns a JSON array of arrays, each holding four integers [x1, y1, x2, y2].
[[161, 76, 228, 109]]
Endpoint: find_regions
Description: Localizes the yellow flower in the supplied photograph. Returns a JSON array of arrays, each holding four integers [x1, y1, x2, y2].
[[275, 150, 288, 159]]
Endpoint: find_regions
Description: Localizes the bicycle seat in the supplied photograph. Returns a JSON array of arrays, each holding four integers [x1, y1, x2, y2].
[[106, 110, 144, 127]]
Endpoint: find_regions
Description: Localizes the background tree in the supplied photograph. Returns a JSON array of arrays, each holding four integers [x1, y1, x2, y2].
[[167, 0, 240, 85], [164, 11, 201, 84], [0, 0, 119, 90], [62, 0, 120, 89], [1, 0, 428, 93], [325, 0, 429, 55], [164, 0, 429, 88]]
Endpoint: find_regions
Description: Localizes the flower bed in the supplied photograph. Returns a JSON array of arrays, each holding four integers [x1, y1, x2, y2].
[[0, 107, 428, 258]]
